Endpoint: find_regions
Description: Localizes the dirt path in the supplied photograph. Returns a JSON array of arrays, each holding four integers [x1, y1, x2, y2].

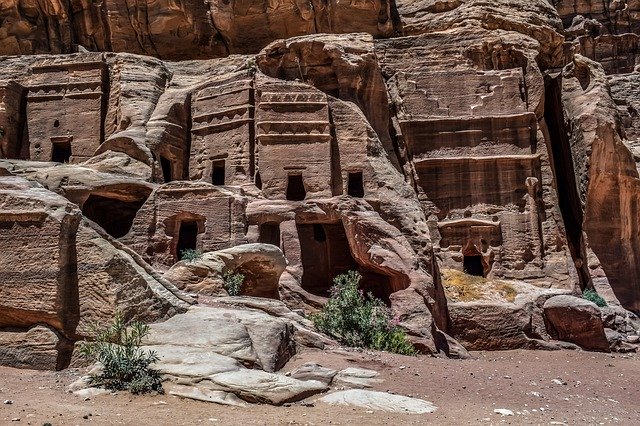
[[1, 349, 638, 425]]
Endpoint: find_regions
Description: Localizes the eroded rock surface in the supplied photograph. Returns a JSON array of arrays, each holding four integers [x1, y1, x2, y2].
[[2, 0, 640, 370]]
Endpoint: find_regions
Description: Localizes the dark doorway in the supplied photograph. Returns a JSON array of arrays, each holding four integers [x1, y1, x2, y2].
[[286, 174, 306, 201], [212, 160, 225, 185], [160, 156, 172, 183], [82, 195, 145, 238], [297, 222, 393, 303], [51, 141, 72, 163], [177, 221, 199, 260], [463, 255, 485, 277], [259, 222, 281, 247], [255, 171, 262, 190], [347, 171, 365, 198]]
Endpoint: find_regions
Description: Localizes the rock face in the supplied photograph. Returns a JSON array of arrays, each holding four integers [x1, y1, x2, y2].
[[1, 0, 640, 366], [543, 295, 610, 351], [0, 176, 190, 369]]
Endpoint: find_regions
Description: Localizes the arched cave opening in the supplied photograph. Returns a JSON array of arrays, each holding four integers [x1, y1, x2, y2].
[[177, 221, 199, 260], [286, 174, 306, 201], [82, 194, 145, 238], [297, 222, 394, 304], [463, 255, 485, 277]]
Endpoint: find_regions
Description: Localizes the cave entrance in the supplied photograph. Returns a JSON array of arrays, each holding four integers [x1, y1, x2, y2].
[[51, 140, 72, 163], [177, 221, 199, 260], [297, 222, 393, 303], [259, 222, 281, 247], [212, 160, 225, 185], [347, 171, 364, 198], [463, 255, 485, 277], [82, 194, 145, 238], [160, 156, 172, 183], [286, 174, 306, 201]]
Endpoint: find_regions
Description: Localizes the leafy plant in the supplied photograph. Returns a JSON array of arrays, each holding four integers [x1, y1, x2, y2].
[[312, 271, 417, 355], [180, 248, 202, 262], [223, 270, 245, 296], [78, 312, 163, 394], [582, 288, 607, 307]]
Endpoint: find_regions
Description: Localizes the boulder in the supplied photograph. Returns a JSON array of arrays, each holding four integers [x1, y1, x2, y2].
[[543, 295, 610, 351], [0, 326, 73, 370], [164, 244, 287, 298], [290, 363, 338, 386]]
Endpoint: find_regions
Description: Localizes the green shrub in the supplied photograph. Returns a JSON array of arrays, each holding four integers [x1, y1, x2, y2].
[[582, 288, 607, 307], [180, 248, 202, 262], [223, 270, 245, 296], [312, 271, 417, 355], [78, 313, 163, 394]]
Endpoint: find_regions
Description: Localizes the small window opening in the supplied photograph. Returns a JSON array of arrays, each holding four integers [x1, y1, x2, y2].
[[286, 174, 306, 201], [313, 224, 326, 242], [53, 119, 60, 128], [255, 171, 262, 190], [347, 171, 365, 198], [212, 160, 225, 185], [177, 221, 199, 260], [259, 222, 280, 247], [463, 255, 485, 277], [160, 156, 172, 183], [51, 141, 72, 163]]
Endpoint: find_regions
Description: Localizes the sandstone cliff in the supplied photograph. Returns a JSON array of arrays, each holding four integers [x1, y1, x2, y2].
[[1, 0, 640, 368]]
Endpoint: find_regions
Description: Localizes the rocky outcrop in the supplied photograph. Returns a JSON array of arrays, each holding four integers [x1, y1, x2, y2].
[[164, 243, 287, 298], [0, 176, 189, 369], [543, 295, 610, 351]]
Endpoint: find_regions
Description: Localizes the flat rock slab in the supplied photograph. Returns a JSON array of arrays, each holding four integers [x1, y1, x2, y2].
[[290, 363, 338, 385], [144, 345, 242, 377], [333, 367, 382, 388], [319, 389, 437, 414], [208, 370, 328, 405], [165, 383, 248, 407]]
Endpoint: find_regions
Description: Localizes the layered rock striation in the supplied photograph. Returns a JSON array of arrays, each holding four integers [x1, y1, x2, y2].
[[1, 0, 640, 369]]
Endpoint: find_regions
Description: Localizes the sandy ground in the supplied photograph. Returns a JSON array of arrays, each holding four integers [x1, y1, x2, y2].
[[0, 348, 638, 425]]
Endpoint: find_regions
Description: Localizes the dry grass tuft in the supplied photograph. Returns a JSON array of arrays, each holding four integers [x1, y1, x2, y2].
[[441, 268, 519, 303], [441, 269, 486, 302]]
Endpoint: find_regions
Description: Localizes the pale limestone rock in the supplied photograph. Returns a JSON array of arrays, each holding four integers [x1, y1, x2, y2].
[[319, 389, 437, 414]]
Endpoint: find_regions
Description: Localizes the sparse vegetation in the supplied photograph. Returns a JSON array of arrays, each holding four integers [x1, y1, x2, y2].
[[78, 313, 163, 394], [442, 269, 486, 301], [180, 248, 202, 262], [223, 270, 245, 296], [496, 281, 517, 302], [582, 288, 607, 307], [312, 270, 417, 355]]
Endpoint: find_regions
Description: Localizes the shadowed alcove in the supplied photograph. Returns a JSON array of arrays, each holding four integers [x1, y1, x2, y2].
[[296, 222, 394, 304], [82, 194, 146, 238]]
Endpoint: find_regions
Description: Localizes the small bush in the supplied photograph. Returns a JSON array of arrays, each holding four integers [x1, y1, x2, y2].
[[223, 270, 245, 296], [180, 248, 202, 262], [312, 271, 417, 355], [583, 289, 607, 307], [78, 313, 163, 394]]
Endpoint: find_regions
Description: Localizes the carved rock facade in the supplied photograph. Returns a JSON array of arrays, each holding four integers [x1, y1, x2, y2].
[[1, 0, 640, 367]]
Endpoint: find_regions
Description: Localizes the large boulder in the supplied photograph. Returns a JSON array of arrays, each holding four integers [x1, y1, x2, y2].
[[543, 295, 610, 351], [164, 244, 287, 299]]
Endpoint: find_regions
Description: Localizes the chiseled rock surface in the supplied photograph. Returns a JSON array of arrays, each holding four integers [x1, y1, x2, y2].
[[0, 326, 73, 371], [318, 389, 437, 414], [543, 295, 610, 351]]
